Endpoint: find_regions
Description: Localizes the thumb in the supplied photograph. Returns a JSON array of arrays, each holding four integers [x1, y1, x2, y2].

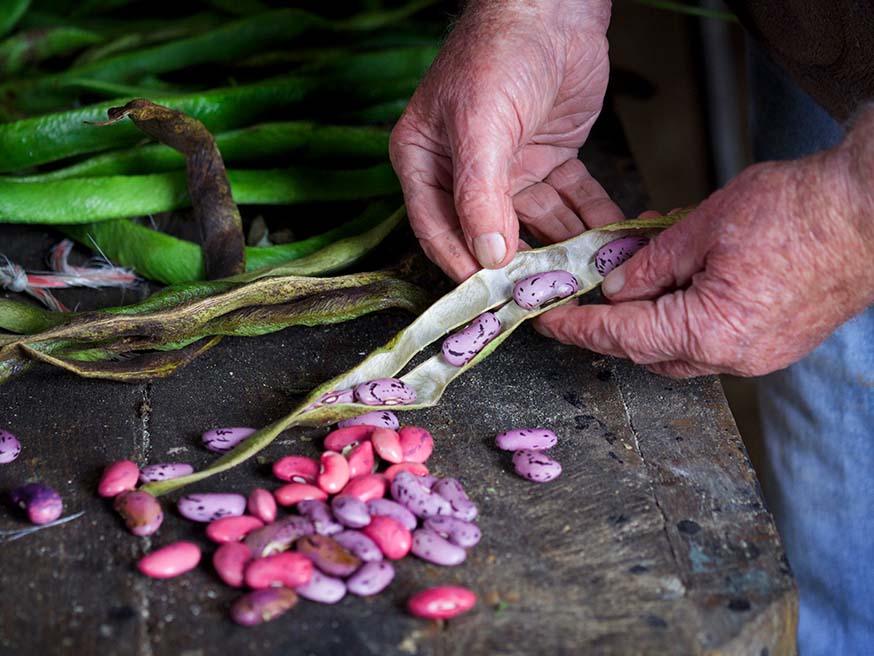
[[449, 114, 518, 269], [603, 212, 708, 302]]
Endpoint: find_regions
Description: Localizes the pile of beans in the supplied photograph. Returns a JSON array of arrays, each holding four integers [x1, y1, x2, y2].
[[97, 412, 480, 625]]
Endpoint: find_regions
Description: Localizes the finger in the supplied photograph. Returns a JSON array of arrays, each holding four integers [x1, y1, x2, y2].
[[545, 158, 624, 228], [638, 210, 661, 218], [513, 182, 585, 244], [646, 360, 715, 379]]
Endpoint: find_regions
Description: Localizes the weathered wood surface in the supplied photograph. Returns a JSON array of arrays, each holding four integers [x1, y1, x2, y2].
[[0, 112, 796, 655]]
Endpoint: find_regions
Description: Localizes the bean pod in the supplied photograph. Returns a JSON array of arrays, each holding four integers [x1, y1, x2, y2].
[[441, 312, 501, 366], [354, 378, 416, 406], [512, 270, 579, 310]]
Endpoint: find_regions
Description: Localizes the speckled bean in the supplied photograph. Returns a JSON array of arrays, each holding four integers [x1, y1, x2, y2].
[[293, 570, 346, 604], [330, 495, 371, 529], [332, 530, 383, 562], [417, 475, 439, 489], [297, 499, 343, 536], [391, 471, 451, 518], [339, 474, 387, 502], [138, 462, 194, 483], [411, 528, 467, 566], [354, 378, 417, 406], [137, 541, 201, 579], [272, 455, 319, 483], [441, 312, 502, 366], [432, 478, 478, 521], [495, 428, 558, 452], [274, 482, 328, 507], [244, 516, 314, 557], [371, 428, 403, 463], [407, 586, 476, 619], [206, 515, 264, 543], [10, 483, 63, 525], [177, 492, 246, 522], [244, 551, 313, 589], [361, 515, 412, 560], [512, 270, 579, 310], [0, 429, 22, 464], [512, 449, 562, 483], [213, 541, 253, 587], [424, 516, 482, 548], [323, 425, 373, 452], [338, 411, 399, 430], [247, 488, 276, 523], [346, 561, 395, 597], [309, 388, 354, 408], [230, 587, 298, 626], [98, 460, 139, 498], [365, 498, 417, 531], [384, 462, 430, 483], [397, 426, 434, 464], [317, 451, 350, 494], [201, 427, 255, 454], [113, 490, 163, 536], [594, 235, 649, 276], [345, 440, 375, 479], [296, 534, 361, 577]]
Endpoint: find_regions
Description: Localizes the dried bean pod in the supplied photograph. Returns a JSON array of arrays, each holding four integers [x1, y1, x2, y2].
[[317, 451, 350, 494], [10, 483, 63, 525], [391, 471, 451, 518], [345, 440, 375, 479], [338, 411, 399, 430], [361, 515, 412, 560], [113, 490, 163, 536], [332, 530, 383, 562], [274, 483, 327, 507], [213, 541, 252, 587], [247, 488, 276, 523], [230, 587, 298, 626], [201, 427, 255, 454], [296, 534, 362, 577], [397, 426, 434, 464], [346, 561, 395, 597], [138, 541, 201, 579], [371, 428, 403, 463], [512, 449, 562, 482], [495, 428, 558, 452], [384, 462, 429, 482], [331, 495, 371, 529], [408, 586, 476, 619], [323, 425, 373, 452], [411, 528, 467, 566], [512, 270, 579, 310], [293, 570, 346, 604], [340, 474, 387, 502], [272, 455, 319, 483], [0, 429, 22, 464], [177, 492, 246, 522], [139, 462, 193, 483], [206, 515, 264, 543], [244, 516, 314, 557], [594, 236, 649, 276], [244, 552, 313, 589], [424, 516, 482, 548], [365, 498, 417, 531], [98, 460, 139, 498], [432, 478, 478, 521], [354, 378, 416, 406], [441, 312, 501, 366], [297, 499, 343, 536]]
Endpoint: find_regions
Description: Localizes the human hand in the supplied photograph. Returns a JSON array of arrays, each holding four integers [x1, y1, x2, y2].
[[535, 113, 874, 378], [390, 0, 617, 282]]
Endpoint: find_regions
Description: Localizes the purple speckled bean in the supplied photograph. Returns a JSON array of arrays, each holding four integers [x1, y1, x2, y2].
[[346, 560, 395, 597], [138, 462, 194, 483], [230, 587, 298, 626], [417, 475, 438, 489], [354, 378, 416, 407], [114, 490, 163, 536], [338, 411, 399, 430], [0, 429, 22, 464], [201, 427, 255, 454], [441, 312, 501, 366], [297, 499, 343, 535], [512, 449, 563, 483], [411, 528, 467, 566], [495, 428, 558, 452], [390, 471, 451, 518], [424, 516, 482, 548], [332, 530, 383, 562], [330, 495, 371, 529], [310, 388, 355, 409], [296, 533, 361, 577], [594, 236, 649, 276], [512, 270, 579, 311], [177, 492, 246, 523], [431, 478, 478, 521], [293, 569, 346, 604], [244, 516, 314, 557], [365, 498, 417, 531], [10, 483, 63, 525]]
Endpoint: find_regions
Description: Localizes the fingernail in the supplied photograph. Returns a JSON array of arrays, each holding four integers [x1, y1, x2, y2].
[[602, 268, 625, 297], [473, 233, 506, 268]]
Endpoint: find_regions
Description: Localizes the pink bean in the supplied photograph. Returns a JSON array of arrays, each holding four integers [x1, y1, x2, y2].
[[338, 411, 399, 430], [317, 451, 350, 494], [512, 449, 562, 483], [397, 426, 434, 464], [340, 474, 387, 503], [206, 515, 264, 543], [114, 490, 163, 536], [323, 425, 374, 452], [272, 455, 319, 483], [411, 528, 466, 566], [244, 516, 313, 557], [201, 427, 255, 454], [361, 515, 412, 560], [138, 462, 193, 483], [98, 460, 139, 498], [230, 587, 298, 626], [138, 541, 201, 579], [244, 552, 313, 589], [332, 530, 383, 562], [177, 492, 246, 522], [345, 440, 375, 479], [407, 586, 477, 619], [384, 462, 429, 483], [213, 541, 252, 587], [293, 570, 346, 604], [247, 488, 276, 523], [346, 561, 395, 597], [495, 428, 557, 452], [371, 428, 403, 463], [274, 483, 327, 507]]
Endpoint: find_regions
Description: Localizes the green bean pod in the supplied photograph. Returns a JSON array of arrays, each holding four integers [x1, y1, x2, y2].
[[0, 27, 104, 76], [0, 0, 30, 38]]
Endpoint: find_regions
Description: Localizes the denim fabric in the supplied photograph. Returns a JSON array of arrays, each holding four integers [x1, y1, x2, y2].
[[749, 40, 874, 655]]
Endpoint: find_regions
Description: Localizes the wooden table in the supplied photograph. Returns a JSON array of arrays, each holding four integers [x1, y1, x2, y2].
[[0, 108, 797, 655]]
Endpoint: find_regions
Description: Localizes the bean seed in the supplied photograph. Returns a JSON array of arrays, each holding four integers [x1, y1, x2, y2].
[[177, 492, 246, 522], [495, 428, 557, 452], [139, 462, 194, 483], [512, 270, 579, 310], [346, 561, 395, 597], [339, 474, 387, 502], [272, 455, 319, 483], [338, 411, 399, 430], [361, 515, 412, 560], [411, 528, 466, 566], [407, 586, 476, 619], [365, 498, 417, 531], [244, 552, 313, 589], [137, 541, 201, 579], [247, 488, 276, 523], [354, 377, 416, 406], [323, 424, 373, 452], [331, 495, 371, 529], [244, 516, 314, 557], [397, 426, 434, 464], [317, 450, 350, 494], [201, 427, 255, 454], [309, 388, 354, 409], [230, 587, 298, 626], [371, 427, 403, 463], [294, 570, 347, 604], [332, 530, 383, 562], [296, 534, 362, 577], [97, 460, 139, 498], [512, 449, 562, 483], [384, 462, 429, 482], [345, 440, 375, 479], [432, 478, 478, 521], [274, 482, 327, 507], [424, 516, 482, 548], [594, 236, 649, 276], [10, 483, 63, 526], [206, 515, 264, 543], [114, 490, 163, 536], [0, 429, 22, 464], [441, 312, 501, 366], [297, 499, 343, 536], [391, 471, 451, 518], [213, 541, 252, 587]]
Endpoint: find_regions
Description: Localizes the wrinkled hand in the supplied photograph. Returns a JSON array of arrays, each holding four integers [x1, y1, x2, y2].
[[536, 117, 874, 378], [390, 0, 616, 282]]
